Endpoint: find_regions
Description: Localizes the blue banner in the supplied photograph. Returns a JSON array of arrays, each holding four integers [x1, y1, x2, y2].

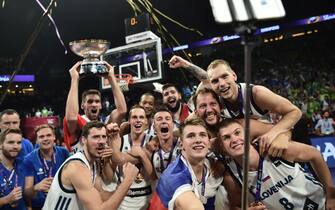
[[310, 136, 335, 168], [310, 136, 335, 182]]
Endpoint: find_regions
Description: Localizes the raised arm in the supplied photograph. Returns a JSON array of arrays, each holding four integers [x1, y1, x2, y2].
[[67, 161, 138, 210], [65, 62, 82, 136], [283, 142, 335, 209], [253, 85, 301, 152], [174, 191, 204, 210], [169, 55, 210, 87], [104, 62, 127, 125]]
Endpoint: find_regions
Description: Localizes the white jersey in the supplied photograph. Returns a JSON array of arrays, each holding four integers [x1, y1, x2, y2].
[[152, 139, 180, 178], [226, 156, 325, 209], [221, 83, 270, 121], [117, 134, 153, 210], [145, 121, 155, 137], [43, 152, 97, 210]]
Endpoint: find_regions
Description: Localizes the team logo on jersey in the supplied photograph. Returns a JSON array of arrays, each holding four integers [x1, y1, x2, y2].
[[303, 198, 318, 210], [37, 168, 44, 175]]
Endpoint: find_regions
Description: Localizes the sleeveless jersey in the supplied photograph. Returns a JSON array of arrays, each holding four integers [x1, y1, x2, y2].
[[42, 152, 97, 210], [221, 83, 269, 120], [225, 156, 325, 209], [116, 133, 153, 210], [151, 139, 180, 178], [145, 120, 156, 137]]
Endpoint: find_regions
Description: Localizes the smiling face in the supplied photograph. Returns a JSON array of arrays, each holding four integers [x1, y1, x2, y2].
[[81, 94, 102, 120], [153, 111, 174, 143], [36, 127, 55, 151], [207, 63, 238, 102], [139, 94, 155, 117], [181, 124, 210, 162], [129, 107, 147, 136], [218, 122, 245, 158], [195, 92, 221, 126], [162, 86, 181, 111]]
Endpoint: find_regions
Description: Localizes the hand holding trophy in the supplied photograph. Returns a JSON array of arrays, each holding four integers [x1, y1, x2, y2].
[[69, 39, 110, 76]]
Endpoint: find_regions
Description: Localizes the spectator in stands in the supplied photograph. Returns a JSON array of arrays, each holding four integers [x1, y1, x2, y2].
[[35, 109, 41, 118], [314, 110, 335, 136], [0, 109, 33, 160], [41, 107, 48, 117]]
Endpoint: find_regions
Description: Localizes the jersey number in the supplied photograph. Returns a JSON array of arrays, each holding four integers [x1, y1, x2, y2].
[[279, 198, 294, 210]]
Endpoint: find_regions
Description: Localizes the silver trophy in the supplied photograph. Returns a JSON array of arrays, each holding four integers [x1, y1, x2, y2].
[[69, 39, 110, 76]]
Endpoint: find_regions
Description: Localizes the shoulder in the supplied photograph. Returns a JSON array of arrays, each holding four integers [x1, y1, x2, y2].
[[22, 138, 33, 147], [23, 149, 38, 161], [63, 158, 89, 176], [55, 146, 70, 156], [251, 84, 271, 95]]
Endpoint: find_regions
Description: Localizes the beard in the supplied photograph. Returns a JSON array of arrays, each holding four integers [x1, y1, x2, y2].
[[167, 100, 181, 113], [2, 148, 19, 159]]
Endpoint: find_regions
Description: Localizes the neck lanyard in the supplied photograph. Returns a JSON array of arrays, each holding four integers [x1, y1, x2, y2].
[[200, 166, 207, 197], [158, 139, 177, 172], [0, 163, 18, 195], [234, 154, 264, 202], [38, 149, 56, 177], [129, 134, 146, 147], [182, 156, 207, 198]]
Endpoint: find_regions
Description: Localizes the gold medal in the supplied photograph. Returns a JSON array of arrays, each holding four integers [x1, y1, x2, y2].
[[134, 172, 144, 183]]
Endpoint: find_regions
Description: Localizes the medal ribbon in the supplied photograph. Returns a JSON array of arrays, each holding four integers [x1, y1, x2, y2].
[[39, 150, 56, 177], [129, 134, 146, 147], [0, 163, 18, 196], [158, 139, 177, 172]]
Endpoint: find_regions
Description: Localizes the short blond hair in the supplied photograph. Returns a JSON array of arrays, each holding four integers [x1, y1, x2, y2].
[[207, 59, 232, 72]]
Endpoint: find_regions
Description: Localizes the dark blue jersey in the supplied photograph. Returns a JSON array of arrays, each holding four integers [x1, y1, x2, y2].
[[23, 146, 69, 208]]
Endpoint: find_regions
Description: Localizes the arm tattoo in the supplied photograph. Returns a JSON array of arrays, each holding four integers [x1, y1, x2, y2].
[[185, 63, 208, 81]]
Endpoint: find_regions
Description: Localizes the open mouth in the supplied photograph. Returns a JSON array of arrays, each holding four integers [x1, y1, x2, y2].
[[168, 98, 176, 104], [206, 112, 216, 121], [192, 145, 205, 150], [231, 143, 243, 149], [134, 124, 142, 129], [91, 109, 98, 114], [160, 127, 169, 133], [219, 86, 230, 94], [97, 147, 105, 153]]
